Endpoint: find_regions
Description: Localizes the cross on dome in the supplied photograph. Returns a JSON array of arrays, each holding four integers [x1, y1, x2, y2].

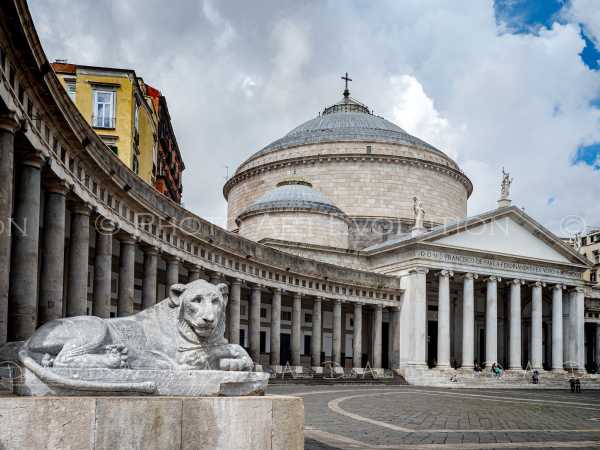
[[341, 72, 352, 98]]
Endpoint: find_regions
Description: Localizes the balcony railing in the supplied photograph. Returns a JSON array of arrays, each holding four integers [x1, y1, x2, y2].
[[92, 115, 116, 129]]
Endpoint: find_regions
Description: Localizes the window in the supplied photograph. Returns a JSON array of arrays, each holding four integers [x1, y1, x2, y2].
[[134, 100, 140, 132], [260, 307, 267, 319], [592, 271, 597, 283], [132, 154, 140, 174], [92, 89, 115, 128], [281, 310, 292, 321], [66, 80, 76, 102], [108, 145, 118, 155], [304, 313, 312, 324], [239, 329, 245, 347]]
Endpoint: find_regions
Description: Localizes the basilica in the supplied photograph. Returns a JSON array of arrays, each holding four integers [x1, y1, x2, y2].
[[224, 80, 594, 379]]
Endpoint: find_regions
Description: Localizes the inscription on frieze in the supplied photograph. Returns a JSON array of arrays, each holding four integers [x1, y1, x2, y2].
[[416, 249, 582, 279]]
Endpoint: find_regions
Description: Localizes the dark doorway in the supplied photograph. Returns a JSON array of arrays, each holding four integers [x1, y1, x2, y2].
[[428, 321, 437, 367], [382, 322, 389, 368], [280, 333, 291, 365], [479, 328, 485, 366]]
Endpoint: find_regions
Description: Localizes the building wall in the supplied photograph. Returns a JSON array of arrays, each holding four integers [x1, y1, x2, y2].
[[580, 231, 600, 285], [238, 211, 349, 249], [137, 98, 157, 183], [227, 155, 469, 232]]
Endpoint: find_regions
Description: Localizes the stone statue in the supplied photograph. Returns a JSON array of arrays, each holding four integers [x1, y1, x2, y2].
[[14, 279, 262, 395], [500, 168, 513, 200], [413, 196, 425, 229]]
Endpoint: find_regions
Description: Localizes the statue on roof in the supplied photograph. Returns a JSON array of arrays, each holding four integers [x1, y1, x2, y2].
[[500, 168, 513, 200], [413, 196, 425, 230]]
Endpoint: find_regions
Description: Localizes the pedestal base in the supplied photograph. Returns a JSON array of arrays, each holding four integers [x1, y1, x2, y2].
[[0, 395, 303, 450]]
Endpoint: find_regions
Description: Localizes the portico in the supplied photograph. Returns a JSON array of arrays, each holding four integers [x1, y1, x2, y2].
[[367, 206, 589, 376]]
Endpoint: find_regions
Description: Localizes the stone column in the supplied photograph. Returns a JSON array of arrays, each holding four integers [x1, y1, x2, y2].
[[38, 180, 68, 325], [566, 288, 577, 369], [311, 297, 322, 367], [66, 202, 91, 317], [437, 270, 452, 368], [117, 237, 136, 317], [0, 113, 18, 343], [166, 256, 179, 288], [410, 268, 428, 367], [552, 284, 564, 371], [485, 276, 499, 366], [228, 279, 241, 345], [373, 304, 383, 368], [210, 272, 221, 284], [142, 247, 158, 309], [332, 299, 343, 366], [462, 273, 477, 369], [9, 153, 44, 339], [249, 284, 262, 363], [509, 279, 523, 370], [291, 292, 302, 366], [353, 302, 363, 368], [270, 287, 282, 366], [187, 267, 200, 282], [391, 306, 401, 368], [531, 281, 544, 369], [92, 224, 113, 318], [574, 287, 585, 370]]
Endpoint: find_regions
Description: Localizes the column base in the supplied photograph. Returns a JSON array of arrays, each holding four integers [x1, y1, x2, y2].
[[435, 363, 450, 369], [462, 365, 474, 370]]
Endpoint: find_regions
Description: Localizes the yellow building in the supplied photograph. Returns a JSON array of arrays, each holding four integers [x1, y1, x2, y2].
[[51, 61, 158, 184]]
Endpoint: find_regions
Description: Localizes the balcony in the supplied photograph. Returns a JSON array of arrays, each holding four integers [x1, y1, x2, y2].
[[92, 115, 116, 129]]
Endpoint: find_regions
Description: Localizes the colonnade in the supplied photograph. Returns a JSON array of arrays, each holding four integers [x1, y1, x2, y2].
[[433, 270, 585, 371]]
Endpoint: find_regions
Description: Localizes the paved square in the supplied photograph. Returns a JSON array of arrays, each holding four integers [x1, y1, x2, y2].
[[268, 385, 600, 449]]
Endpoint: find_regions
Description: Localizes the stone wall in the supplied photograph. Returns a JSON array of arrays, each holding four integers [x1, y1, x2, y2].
[[239, 210, 349, 249], [226, 153, 469, 231]]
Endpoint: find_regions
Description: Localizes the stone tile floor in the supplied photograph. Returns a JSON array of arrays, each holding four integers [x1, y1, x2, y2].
[[267, 384, 600, 449]]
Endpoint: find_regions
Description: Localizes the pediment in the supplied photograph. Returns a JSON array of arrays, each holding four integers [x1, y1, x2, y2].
[[429, 215, 573, 264]]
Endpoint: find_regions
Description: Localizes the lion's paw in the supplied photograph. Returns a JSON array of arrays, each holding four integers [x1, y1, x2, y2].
[[219, 358, 242, 371], [103, 345, 129, 369]]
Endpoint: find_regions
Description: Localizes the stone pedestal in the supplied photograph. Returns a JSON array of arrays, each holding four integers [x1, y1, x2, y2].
[[0, 395, 303, 450]]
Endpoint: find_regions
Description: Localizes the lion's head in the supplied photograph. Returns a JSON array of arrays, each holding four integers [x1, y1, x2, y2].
[[168, 280, 228, 345]]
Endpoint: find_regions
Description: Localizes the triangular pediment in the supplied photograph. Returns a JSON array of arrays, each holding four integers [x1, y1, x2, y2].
[[425, 211, 583, 265]]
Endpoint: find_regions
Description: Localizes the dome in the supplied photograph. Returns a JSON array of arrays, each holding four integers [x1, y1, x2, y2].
[[241, 94, 441, 167], [237, 178, 345, 222]]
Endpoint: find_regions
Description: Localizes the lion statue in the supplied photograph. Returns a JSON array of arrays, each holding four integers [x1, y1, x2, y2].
[[17, 279, 253, 393]]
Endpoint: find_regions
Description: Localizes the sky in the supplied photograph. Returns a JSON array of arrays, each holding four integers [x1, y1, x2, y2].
[[28, 0, 600, 236]]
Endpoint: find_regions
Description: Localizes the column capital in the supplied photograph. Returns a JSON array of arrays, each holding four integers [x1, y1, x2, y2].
[[353, 301, 364, 307], [463, 272, 479, 280], [553, 283, 566, 291], [388, 305, 401, 312], [313, 296, 322, 303], [530, 281, 546, 288], [43, 177, 70, 195], [375, 303, 383, 311], [508, 278, 524, 285], [293, 291, 302, 299], [409, 267, 429, 275], [117, 234, 137, 246], [485, 275, 501, 283], [164, 255, 181, 263], [0, 112, 20, 133], [272, 287, 282, 294], [21, 150, 46, 169], [438, 269, 453, 278], [570, 286, 585, 294], [334, 298, 343, 305], [141, 245, 159, 256], [231, 278, 242, 286], [252, 283, 263, 291], [69, 201, 92, 216]]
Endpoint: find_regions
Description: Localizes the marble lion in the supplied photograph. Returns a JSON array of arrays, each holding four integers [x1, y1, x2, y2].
[[17, 279, 253, 393]]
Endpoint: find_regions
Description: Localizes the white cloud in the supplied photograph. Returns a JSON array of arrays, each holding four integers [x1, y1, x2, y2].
[[28, 0, 600, 233]]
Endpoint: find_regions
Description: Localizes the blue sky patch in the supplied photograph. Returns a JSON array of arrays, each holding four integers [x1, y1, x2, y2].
[[573, 143, 600, 169], [494, 0, 599, 70]]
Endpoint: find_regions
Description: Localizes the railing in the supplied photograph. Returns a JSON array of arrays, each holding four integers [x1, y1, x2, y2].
[[91, 115, 116, 129]]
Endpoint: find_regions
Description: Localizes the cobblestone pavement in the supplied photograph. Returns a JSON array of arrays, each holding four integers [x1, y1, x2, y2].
[[267, 384, 600, 449]]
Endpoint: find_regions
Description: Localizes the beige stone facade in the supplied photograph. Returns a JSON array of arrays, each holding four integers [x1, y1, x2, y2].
[[239, 210, 349, 249], [226, 154, 469, 232]]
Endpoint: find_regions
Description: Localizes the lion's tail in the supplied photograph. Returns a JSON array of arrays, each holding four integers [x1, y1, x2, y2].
[[18, 347, 156, 394]]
